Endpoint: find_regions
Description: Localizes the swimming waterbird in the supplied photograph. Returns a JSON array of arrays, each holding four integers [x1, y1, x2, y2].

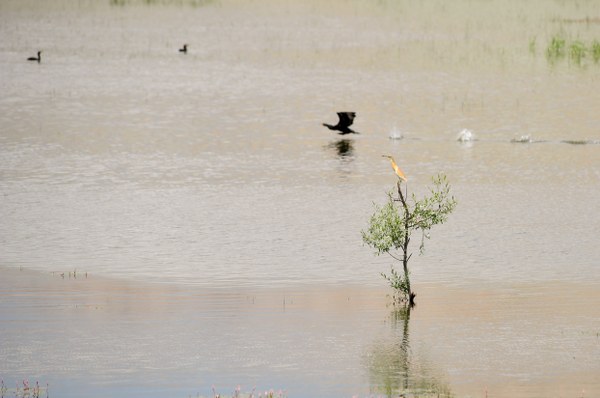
[[27, 51, 41, 62]]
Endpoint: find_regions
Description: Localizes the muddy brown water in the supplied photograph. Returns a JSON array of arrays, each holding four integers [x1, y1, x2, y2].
[[1, 0, 599, 396]]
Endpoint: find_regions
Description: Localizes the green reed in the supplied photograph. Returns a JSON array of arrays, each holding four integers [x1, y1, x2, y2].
[[546, 35, 566, 60], [545, 35, 600, 66], [592, 40, 600, 62], [570, 40, 587, 64]]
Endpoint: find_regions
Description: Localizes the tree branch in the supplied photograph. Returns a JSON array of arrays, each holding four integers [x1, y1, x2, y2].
[[387, 251, 404, 262]]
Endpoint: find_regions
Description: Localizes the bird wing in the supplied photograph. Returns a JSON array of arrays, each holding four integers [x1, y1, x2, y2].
[[337, 112, 356, 128], [391, 161, 407, 182]]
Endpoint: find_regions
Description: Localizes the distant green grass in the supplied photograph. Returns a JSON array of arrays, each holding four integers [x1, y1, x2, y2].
[[592, 40, 600, 62], [545, 35, 600, 66], [546, 35, 566, 60], [570, 40, 587, 64]]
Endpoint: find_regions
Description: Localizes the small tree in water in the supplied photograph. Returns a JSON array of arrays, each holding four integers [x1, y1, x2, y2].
[[362, 173, 457, 306]]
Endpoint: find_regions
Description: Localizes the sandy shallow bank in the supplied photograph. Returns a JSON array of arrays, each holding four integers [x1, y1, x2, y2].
[[1, 265, 599, 398]]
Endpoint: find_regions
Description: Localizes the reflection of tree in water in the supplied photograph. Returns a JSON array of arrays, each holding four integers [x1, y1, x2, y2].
[[326, 139, 355, 159], [367, 305, 454, 398]]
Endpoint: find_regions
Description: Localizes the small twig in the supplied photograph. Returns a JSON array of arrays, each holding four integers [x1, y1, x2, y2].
[[387, 252, 403, 262]]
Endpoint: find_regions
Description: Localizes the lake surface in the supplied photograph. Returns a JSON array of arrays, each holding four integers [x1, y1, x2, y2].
[[1, 0, 599, 397]]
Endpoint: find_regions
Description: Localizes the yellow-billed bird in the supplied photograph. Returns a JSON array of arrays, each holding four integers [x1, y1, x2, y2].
[[382, 155, 407, 182]]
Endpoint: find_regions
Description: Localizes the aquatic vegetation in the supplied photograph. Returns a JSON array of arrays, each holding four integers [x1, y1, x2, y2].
[[546, 35, 567, 60], [362, 174, 456, 305], [570, 40, 587, 65], [203, 386, 286, 398], [1, 379, 48, 398], [51, 269, 88, 279], [529, 36, 537, 55], [545, 35, 600, 66], [592, 40, 600, 62]]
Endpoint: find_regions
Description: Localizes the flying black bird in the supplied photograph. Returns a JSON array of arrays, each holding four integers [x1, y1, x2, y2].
[[179, 44, 188, 53], [27, 51, 41, 63], [323, 112, 359, 135]]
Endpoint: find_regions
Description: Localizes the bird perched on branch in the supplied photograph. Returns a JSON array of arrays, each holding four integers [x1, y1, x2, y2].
[[382, 155, 407, 182], [323, 112, 359, 135]]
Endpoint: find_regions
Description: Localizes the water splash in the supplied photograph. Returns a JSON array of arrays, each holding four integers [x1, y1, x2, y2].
[[456, 129, 475, 142], [388, 126, 404, 140], [511, 134, 533, 143]]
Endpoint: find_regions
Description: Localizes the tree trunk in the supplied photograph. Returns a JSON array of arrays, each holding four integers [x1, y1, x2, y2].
[[397, 181, 415, 306]]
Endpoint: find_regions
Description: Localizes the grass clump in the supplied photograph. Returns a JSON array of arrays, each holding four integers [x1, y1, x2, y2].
[[591, 40, 600, 62], [570, 40, 587, 64], [1, 379, 48, 398], [545, 35, 600, 66], [204, 386, 286, 398], [546, 35, 566, 60]]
